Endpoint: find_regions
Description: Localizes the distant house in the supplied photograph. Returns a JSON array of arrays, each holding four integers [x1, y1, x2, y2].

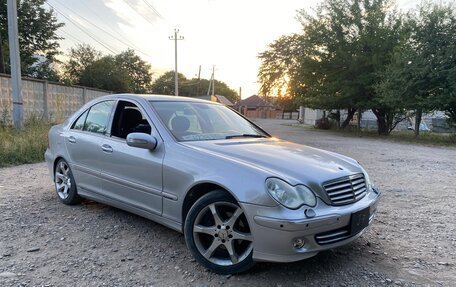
[[195, 95, 234, 106], [235, 95, 282, 119]]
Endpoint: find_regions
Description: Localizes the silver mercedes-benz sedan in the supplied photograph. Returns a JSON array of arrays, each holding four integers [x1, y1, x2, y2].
[[45, 94, 380, 274]]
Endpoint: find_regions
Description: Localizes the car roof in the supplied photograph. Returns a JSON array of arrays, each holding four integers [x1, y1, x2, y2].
[[98, 93, 222, 105]]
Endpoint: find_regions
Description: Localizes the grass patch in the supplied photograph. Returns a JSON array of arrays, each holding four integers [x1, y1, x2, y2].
[[369, 131, 455, 146], [311, 126, 456, 146], [0, 119, 51, 167]]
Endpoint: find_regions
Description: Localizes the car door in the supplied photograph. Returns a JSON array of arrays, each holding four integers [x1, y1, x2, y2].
[[64, 100, 115, 195], [99, 100, 164, 216]]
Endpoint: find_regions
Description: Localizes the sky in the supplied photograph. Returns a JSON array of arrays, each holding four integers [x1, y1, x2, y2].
[[49, 0, 421, 98]]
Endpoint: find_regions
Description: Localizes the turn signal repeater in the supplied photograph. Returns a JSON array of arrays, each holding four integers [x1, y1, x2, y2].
[[293, 238, 306, 249]]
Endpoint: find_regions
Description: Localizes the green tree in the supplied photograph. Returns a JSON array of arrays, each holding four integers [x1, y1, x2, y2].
[[258, 0, 404, 134], [0, 0, 63, 77], [62, 44, 101, 85], [150, 71, 187, 95], [28, 58, 59, 81], [80, 56, 131, 93], [258, 34, 303, 101], [377, 2, 456, 135], [444, 71, 456, 127], [115, 49, 153, 93], [69, 48, 154, 93], [151, 71, 239, 103]]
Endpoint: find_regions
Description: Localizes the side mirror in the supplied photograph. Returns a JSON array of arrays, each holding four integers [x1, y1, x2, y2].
[[126, 133, 158, 150]]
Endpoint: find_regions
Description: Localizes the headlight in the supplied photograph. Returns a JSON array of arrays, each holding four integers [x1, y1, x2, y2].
[[360, 166, 375, 191], [266, 178, 316, 209]]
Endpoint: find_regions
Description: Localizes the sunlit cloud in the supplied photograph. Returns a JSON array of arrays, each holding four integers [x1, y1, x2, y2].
[[54, 0, 422, 98]]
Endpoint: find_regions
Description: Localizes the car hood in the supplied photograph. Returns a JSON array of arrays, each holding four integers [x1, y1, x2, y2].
[[180, 138, 362, 186]]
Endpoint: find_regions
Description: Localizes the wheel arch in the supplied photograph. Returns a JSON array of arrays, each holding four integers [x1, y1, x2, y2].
[[53, 156, 68, 175], [181, 182, 237, 229]]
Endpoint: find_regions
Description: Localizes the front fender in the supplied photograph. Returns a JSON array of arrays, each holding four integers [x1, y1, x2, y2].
[[161, 142, 278, 226]]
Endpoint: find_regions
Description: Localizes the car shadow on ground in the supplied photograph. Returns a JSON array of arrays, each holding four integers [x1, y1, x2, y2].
[[78, 198, 381, 283]]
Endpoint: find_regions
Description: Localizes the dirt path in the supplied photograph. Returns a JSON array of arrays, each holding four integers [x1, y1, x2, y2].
[[1, 119, 455, 286]]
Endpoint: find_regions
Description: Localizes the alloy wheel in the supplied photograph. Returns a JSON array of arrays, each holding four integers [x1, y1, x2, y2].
[[192, 202, 253, 266], [55, 161, 72, 200]]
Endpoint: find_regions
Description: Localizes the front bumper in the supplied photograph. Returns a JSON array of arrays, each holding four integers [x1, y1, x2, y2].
[[240, 188, 381, 263]]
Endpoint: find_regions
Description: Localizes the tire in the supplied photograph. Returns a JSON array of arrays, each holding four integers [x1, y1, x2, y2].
[[54, 159, 81, 205], [184, 190, 255, 274]]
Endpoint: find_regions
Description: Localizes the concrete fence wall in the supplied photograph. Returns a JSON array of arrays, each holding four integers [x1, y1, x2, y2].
[[0, 73, 110, 123], [276, 111, 299, 120], [298, 106, 454, 132]]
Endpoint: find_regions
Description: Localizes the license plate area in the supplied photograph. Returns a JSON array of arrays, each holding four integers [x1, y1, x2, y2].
[[350, 207, 370, 235]]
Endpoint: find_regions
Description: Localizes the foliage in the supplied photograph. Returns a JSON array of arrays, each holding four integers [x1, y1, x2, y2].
[[115, 49, 153, 93], [0, 117, 50, 167], [62, 44, 101, 85], [64, 46, 154, 93], [79, 55, 131, 93], [150, 70, 186, 95], [150, 71, 240, 104], [258, 0, 405, 134], [259, 0, 456, 136], [274, 95, 298, 111], [315, 117, 332, 130], [30, 58, 60, 81], [0, 0, 63, 78], [258, 34, 302, 99], [377, 2, 456, 134], [22, 58, 59, 81]]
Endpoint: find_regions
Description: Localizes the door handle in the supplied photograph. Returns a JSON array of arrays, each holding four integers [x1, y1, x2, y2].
[[101, 144, 113, 153], [68, 136, 76, 143]]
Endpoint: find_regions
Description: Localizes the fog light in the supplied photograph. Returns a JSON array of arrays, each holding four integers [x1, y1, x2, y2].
[[293, 238, 305, 249]]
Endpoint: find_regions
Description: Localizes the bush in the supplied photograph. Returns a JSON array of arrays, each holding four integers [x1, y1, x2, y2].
[[0, 119, 50, 167], [315, 117, 332, 129]]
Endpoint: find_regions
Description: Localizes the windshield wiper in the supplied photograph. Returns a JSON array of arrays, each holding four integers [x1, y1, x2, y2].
[[225, 134, 268, 139]]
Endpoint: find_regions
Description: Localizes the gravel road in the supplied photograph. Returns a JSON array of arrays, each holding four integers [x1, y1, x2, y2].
[[1, 119, 455, 286]]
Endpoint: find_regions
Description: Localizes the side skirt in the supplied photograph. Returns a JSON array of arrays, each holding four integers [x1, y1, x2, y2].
[[78, 187, 182, 233]]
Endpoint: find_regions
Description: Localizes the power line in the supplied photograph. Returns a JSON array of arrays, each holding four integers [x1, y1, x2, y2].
[[142, 0, 165, 20], [57, 28, 84, 45], [46, 2, 119, 55], [51, 0, 153, 58], [79, 0, 147, 51], [123, 0, 157, 26]]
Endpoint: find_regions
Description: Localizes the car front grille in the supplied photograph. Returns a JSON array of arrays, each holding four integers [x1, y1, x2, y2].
[[323, 173, 367, 206], [315, 213, 374, 245], [315, 226, 351, 245]]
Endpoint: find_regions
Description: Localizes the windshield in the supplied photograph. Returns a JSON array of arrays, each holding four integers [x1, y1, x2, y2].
[[150, 101, 269, 141]]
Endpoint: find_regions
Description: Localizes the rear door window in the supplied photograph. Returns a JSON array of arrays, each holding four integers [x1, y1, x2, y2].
[[71, 109, 89, 130], [83, 101, 115, 134]]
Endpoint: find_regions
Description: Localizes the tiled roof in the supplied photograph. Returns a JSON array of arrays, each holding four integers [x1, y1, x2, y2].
[[215, 95, 233, 106], [235, 95, 274, 108], [195, 95, 234, 106]]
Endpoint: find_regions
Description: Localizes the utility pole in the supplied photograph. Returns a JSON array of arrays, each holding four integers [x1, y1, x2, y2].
[[239, 87, 242, 101], [196, 65, 201, 97], [7, 0, 23, 129], [206, 75, 211, 96], [0, 32, 5, 74], [169, 29, 184, 96], [206, 66, 214, 96], [211, 65, 215, 96]]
